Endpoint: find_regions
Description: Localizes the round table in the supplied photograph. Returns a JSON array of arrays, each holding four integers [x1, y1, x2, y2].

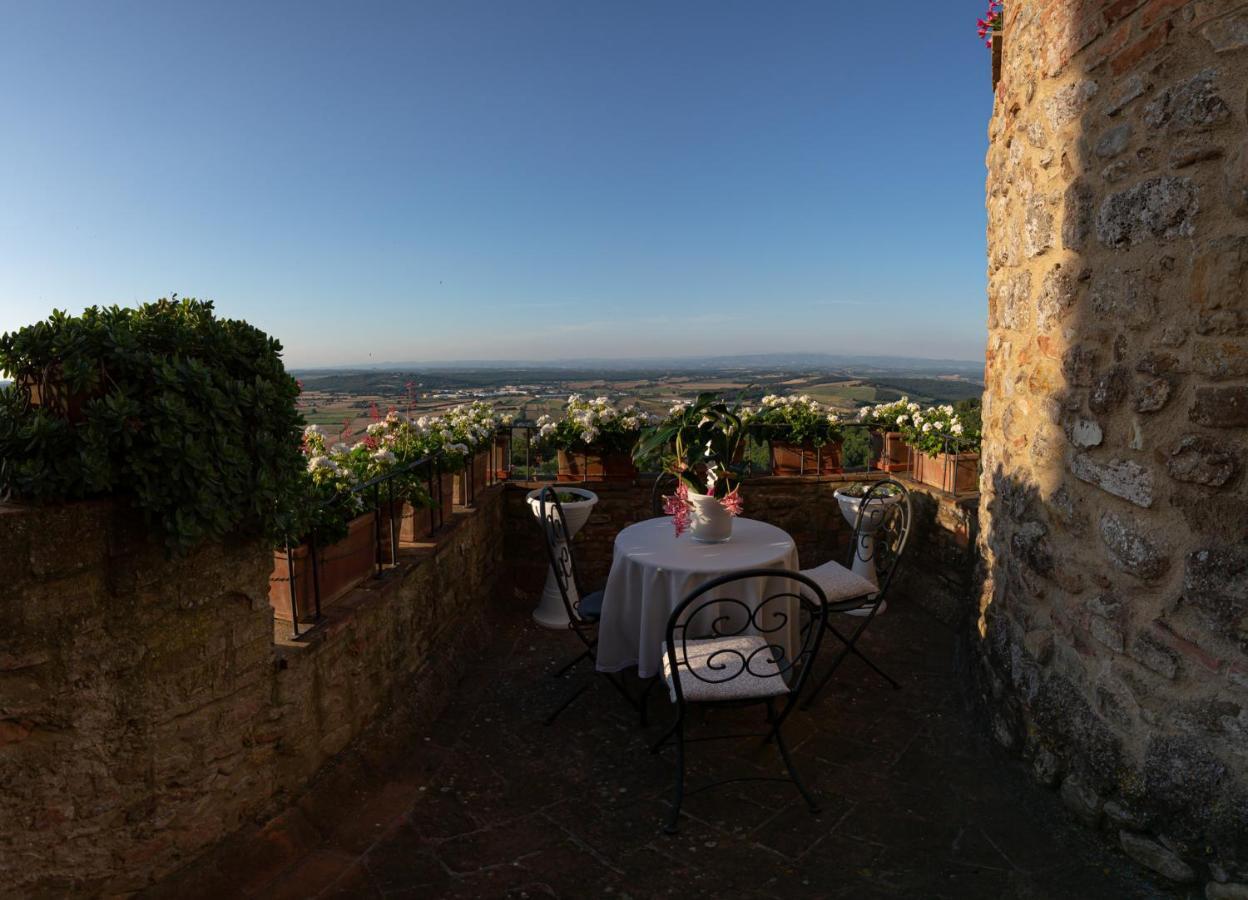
[[595, 516, 800, 679]]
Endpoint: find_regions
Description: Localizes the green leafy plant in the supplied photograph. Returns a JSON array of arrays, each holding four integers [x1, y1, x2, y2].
[[898, 403, 981, 456], [534, 394, 654, 455], [747, 394, 844, 447], [0, 298, 306, 555]]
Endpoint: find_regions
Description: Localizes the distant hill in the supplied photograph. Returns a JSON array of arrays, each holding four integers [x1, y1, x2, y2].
[[294, 351, 983, 380]]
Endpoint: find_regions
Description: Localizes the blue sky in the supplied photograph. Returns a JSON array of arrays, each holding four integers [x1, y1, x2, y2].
[[0, 1, 993, 367]]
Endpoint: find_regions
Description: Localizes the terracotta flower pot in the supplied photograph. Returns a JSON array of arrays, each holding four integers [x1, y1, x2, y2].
[[874, 432, 912, 473], [769, 440, 842, 476], [911, 450, 980, 494], [18, 370, 101, 423], [453, 449, 490, 504], [493, 433, 511, 481], [269, 513, 377, 623], [556, 448, 639, 482]]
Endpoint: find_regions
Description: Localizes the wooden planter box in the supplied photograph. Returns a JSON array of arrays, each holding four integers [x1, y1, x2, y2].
[[874, 432, 912, 473], [770, 440, 842, 476], [269, 513, 376, 623], [911, 450, 980, 494], [556, 448, 638, 482], [453, 449, 489, 505]]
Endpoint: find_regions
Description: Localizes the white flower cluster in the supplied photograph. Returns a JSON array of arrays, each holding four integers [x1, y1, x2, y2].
[[538, 394, 654, 446], [858, 396, 922, 429]]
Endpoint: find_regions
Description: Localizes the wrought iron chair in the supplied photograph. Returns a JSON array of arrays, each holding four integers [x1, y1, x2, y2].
[[536, 486, 636, 724], [650, 472, 679, 517], [650, 568, 828, 834], [800, 479, 913, 709]]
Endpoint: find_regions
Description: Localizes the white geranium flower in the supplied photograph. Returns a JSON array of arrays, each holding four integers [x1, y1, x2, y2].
[[303, 424, 326, 438], [539, 423, 556, 437], [371, 449, 396, 464], [307, 455, 338, 474], [922, 423, 933, 433], [366, 422, 386, 436], [951, 422, 965, 435], [896, 415, 908, 426], [581, 426, 600, 444]]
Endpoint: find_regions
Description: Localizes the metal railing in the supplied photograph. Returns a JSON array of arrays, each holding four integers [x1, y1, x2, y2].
[[488, 421, 981, 497], [281, 453, 446, 638]]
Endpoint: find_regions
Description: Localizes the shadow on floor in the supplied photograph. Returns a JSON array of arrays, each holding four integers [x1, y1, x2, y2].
[[148, 600, 1174, 899]]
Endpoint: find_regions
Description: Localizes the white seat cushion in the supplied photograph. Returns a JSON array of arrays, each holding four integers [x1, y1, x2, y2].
[[801, 560, 878, 605], [661, 636, 791, 703]]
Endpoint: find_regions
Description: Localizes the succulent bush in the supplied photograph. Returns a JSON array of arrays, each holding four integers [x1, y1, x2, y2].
[[0, 298, 306, 555]]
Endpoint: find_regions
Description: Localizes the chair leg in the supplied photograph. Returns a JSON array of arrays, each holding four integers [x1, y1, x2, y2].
[[544, 678, 591, 726], [638, 677, 657, 727], [663, 720, 685, 834], [771, 708, 820, 815], [650, 716, 679, 754], [552, 646, 592, 679]]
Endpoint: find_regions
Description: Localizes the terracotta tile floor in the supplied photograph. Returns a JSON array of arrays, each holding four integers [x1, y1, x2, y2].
[[152, 601, 1174, 899]]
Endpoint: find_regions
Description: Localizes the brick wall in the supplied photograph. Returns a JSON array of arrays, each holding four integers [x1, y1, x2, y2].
[[982, 0, 1247, 887], [0, 489, 503, 894], [501, 476, 977, 627]]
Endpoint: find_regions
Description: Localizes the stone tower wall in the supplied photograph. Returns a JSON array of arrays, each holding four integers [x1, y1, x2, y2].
[[980, 0, 1248, 884]]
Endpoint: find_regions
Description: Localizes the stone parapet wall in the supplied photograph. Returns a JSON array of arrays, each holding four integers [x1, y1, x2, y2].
[[982, 0, 1247, 886], [0, 489, 503, 894], [501, 476, 977, 627]]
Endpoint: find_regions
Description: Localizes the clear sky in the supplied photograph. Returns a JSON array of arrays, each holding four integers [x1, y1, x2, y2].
[[0, 1, 993, 368]]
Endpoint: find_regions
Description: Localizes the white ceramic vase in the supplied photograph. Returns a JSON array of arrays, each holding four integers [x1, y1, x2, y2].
[[527, 487, 599, 628], [687, 492, 733, 543]]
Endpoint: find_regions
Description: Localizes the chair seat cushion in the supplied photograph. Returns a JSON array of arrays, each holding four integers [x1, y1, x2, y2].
[[577, 588, 604, 621], [661, 636, 791, 703], [801, 561, 878, 608]]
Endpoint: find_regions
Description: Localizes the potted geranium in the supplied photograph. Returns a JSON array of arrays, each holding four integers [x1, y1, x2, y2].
[[384, 413, 462, 535], [900, 404, 981, 494], [269, 425, 383, 623], [434, 401, 497, 504], [750, 394, 844, 475], [535, 394, 652, 481], [635, 393, 745, 542], [855, 397, 919, 473]]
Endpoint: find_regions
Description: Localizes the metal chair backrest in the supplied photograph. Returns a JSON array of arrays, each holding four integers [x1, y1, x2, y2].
[[536, 486, 589, 623], [848, 479, 912, 598], [650, 472, 679, 518], [663, 568, 828, 708]]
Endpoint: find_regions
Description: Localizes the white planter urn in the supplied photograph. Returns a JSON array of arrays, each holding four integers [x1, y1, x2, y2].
[[527, 488, 599, 629], [687, 491, 733, 543], [833, 488, 902, 617]]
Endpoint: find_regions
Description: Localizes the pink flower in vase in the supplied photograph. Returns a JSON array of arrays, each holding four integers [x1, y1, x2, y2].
[[720, 486, 743, 517], [662, 481, 691, 537]]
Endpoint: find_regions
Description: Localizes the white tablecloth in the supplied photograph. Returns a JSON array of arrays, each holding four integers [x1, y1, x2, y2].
[[595, 517, 800, 679]]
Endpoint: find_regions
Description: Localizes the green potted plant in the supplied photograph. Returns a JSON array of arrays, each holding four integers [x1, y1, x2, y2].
[[634, 392, 745, 542], [269, 425, 379, 622], [748, 394, 844, 475], [534, 394, 653, 482], [855, 397, 919, 473], [0, 298, 305, 557], [899, 403, 981, 494]]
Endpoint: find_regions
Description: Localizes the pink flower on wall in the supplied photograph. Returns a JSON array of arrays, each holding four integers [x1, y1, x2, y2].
[[977, 1, 1003, 48]]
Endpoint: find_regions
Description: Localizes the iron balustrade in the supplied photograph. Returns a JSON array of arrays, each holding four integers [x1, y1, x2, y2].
[[282, 452, 447, 638], [488, 421, 981, 497]]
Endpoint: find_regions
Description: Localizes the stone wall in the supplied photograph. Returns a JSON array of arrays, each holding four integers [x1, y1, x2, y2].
[[0, 489, 503, 894], [981, 0, 1248, 887], [502, 476, 977, 627]]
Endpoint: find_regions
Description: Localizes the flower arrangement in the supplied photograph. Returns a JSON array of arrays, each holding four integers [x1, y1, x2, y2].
[[749, 394, 844, 446], [977, 1, 1003, 48], [633, 393, 746, 537], [897, 404, 979, 456], [856, 397, 921, 431], [534, 394, 655, 454]]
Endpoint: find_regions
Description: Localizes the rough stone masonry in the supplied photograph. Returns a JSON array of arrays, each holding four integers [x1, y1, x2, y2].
[[980, 0, 1248, 889]]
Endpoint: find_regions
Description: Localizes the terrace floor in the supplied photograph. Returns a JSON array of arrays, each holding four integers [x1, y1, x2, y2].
[[155, 598, 1171, 900]]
